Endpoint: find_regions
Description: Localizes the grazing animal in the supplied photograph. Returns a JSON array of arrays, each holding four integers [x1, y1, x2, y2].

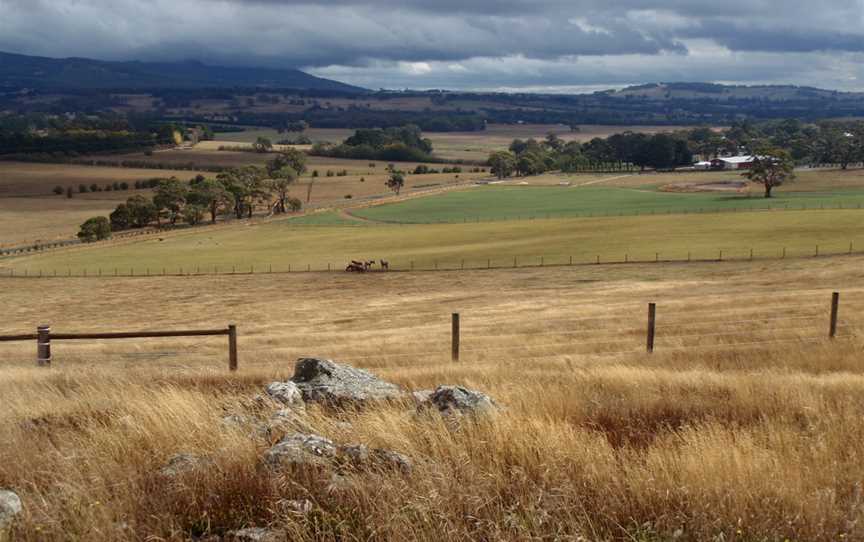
[[364, 260, 375, 270], [380, 260, 390, 271], [346, 262, 366, 272]]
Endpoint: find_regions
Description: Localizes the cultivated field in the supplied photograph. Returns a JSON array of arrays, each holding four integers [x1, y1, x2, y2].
[[1, 256, 863, 540], [4, 208, 863, 274]]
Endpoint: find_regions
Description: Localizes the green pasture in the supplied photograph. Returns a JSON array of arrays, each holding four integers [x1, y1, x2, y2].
[[3, 210, 862, 275], [351, 185, 864, 223]]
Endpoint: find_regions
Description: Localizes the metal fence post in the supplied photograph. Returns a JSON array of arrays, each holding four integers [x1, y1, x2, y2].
[[37, 325, 51, 367]]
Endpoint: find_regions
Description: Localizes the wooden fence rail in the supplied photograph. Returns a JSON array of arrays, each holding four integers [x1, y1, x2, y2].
[[0, 324, 238, 370], [0, 293, 847, 368]]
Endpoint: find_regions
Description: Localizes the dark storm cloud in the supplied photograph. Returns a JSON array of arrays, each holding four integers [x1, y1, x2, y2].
[[0, 0, 862, 90]]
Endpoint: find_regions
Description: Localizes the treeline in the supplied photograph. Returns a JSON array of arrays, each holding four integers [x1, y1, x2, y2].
[[0, 154, 228, 173], [79, 149, 309, 242], [310, 125, 436, 162], [0, 112, 217, 156], [487, 119, 864, 179], [165, 110, 486, 133], [487, 132, 692, 178]]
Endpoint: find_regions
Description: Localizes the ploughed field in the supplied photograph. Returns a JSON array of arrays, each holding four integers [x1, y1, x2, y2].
[[1, 257, 864, 540]]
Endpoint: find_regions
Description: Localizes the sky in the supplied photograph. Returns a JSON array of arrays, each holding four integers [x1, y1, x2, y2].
[[1, 0, 863, 92]]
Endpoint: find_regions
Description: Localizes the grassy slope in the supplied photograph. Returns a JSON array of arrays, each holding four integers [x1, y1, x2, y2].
[[353, 184, 864, 223], [4, 210, 863, 273], [2, 258, 864, 540]]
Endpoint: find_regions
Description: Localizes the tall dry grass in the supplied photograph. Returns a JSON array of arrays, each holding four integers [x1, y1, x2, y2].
[[2, 259, 864, 540]]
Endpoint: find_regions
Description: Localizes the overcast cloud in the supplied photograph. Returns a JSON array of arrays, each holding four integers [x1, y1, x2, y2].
[[1, 0, 863, 91]]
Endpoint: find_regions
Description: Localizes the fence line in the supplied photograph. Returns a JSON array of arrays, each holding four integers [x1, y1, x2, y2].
[[0, 324, 238, 370], [2, 241, 864, 279], [0, 294, 855, 368]]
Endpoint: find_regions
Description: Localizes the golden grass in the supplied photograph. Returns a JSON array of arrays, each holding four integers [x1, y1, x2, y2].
[[1, 257, 864, 540]]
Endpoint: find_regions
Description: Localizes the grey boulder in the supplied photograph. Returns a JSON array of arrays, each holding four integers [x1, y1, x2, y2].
[[338, 444, 413, 474], [291, 358, 402, 408], [265, 433, 337, 468], [419, 385, 499, 417], [0, 490, 22, 532], [265, 382, 304, 407]]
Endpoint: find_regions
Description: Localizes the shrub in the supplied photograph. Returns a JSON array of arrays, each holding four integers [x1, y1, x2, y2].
[[52, 185, 64, 195], [312, 170, 319, 177], [66, 186, 74, 198], [77, 216, 112, 242], [79, 184, 89, 193]]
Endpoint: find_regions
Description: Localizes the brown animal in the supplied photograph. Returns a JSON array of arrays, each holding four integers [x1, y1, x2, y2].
[[380, 260, 390, 271], [364, 260, 375, 271]]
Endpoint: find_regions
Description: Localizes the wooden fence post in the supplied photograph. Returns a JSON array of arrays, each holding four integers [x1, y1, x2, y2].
[[37, 325, 51, 367], [451, 313, 460, 362], [830, 292, 839, 339], [646, 303, 656, 354], [228, 324, 238, 371]]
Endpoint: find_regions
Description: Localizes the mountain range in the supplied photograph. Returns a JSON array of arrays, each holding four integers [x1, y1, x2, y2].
[[0, 51, 363, 92]]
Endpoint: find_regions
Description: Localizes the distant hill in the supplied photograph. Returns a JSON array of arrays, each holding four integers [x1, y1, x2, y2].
[[604, 82, 864, 102], [0, 51, 364, 92]]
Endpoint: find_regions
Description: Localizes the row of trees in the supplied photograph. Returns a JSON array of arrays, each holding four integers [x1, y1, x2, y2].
[[77, 149, 308, 240], [487, 132, 694, 179]]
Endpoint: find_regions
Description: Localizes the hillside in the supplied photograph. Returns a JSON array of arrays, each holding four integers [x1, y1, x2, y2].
[[606, 82, 864, 102], [0, 51, 364, 92]]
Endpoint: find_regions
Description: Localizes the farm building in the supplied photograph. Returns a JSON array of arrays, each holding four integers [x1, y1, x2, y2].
[[710, 156, 757, 170]]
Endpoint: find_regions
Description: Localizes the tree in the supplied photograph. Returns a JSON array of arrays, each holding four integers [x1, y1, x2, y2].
[[488, 151, 516, 179], [77, 216, 111, 242], [253, 136, 273, 153], [183, 204, 205, 226], [218, 166, 269, 218], [268, 166, 298, 213], [66, 186, 74, 198], [267, 148, 307, 176], [742, 149, 795, 198], [53, 185, 64, 195], [187, 178, 231, 223], [286, 196, 302, 212], [125, 195, 159, 228], [109, 204, 132, 231], [386, 172, 405, 195], [153, 178, 188, 225], [816, 123, 862, 169]]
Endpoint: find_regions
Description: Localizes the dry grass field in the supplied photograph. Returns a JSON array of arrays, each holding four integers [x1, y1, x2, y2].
[[0, 153, 486, 247], [0, 162, 211, 247], [1, 256, 864, 540]]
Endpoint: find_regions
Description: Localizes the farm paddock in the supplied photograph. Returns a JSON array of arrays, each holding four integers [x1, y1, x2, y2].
[[1, 256, 864, 540]]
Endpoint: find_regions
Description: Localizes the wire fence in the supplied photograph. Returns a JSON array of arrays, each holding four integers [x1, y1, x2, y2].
[[2, 240, 863, 278], [0, 291, 859, 370]]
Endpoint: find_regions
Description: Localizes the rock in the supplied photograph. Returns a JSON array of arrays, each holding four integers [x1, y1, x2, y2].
[[266, 408, 316, 435], [265, 433, 337, 468], [291, 358, 403, 408], [228, 527, 285, 541], [0, 490, 22, 532], [277, 498, 314, 517], [338, 444, 413, 474], [222, 414, 270, 439], [158, 453, 213, 478], [265, 381, 304, 407], [411, 389, 433, 405], [420, 385, 499, 417]]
